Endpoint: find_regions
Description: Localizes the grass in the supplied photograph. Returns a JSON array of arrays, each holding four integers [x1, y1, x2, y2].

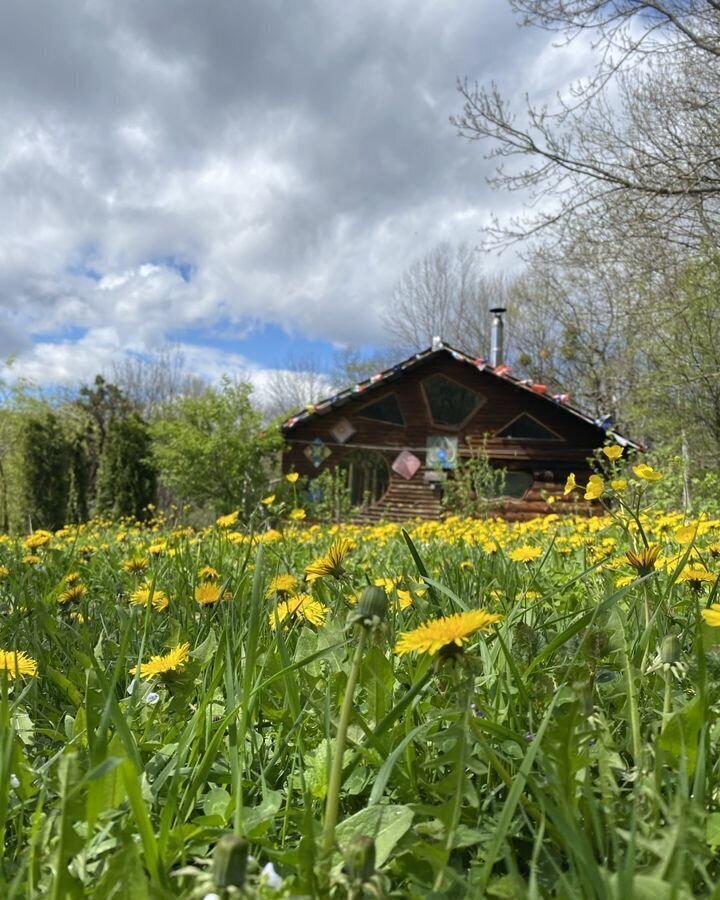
[[0, 491, 720, 897]]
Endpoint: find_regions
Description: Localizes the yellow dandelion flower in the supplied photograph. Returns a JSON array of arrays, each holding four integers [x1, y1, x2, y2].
[[675, 525, 696, 545], [701, 604, 720, 627], [677, 567, 716, 588], [195, 583, 222, 605], [584, 475, 604, 501], [508, 545, 542, 563], [269, 593, 327, 628], [396, 589, 415, 610], [625, 544, 661, 575], [265, 573, 299, 597], [216, 511, 239, 529], [129, 585, 169, 611], [63, 571, 82, 585], [23, 530, 52, 550], [305, 537, 356, 582], [0, 650, 38, 678], [290, 508, 306, 521], [615, 574, 636, 588], [23, 555, 42, 566], [602, 445, 623, 460], [394, 609, 501, 656], [148, 541, 166, 556], [122, 556, 149, 574], [0, 565, 9, 578], [58, 582, 88, 604], [633, 463, 663, 482], [131, 642, 190, 679], [198, 565, 220, 581], [261, 494, 276, 505], [286, 472, 299, 484]]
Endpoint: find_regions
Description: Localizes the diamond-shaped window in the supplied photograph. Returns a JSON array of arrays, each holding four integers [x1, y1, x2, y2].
[[495, 414, 560, 441], [422, 375, 483, 427]]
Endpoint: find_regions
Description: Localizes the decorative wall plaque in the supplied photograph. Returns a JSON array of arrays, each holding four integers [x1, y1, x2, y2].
[[426, 436, 458, 470], [304, 438, 331, 468], [330, 418, 355, 444], [392, 450, 422, 480]]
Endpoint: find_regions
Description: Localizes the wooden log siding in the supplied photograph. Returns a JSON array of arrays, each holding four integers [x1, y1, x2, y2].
[[282, 353, 606, 522]]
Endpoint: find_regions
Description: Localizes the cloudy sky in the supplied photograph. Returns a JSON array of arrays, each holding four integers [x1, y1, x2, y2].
[[0, 0, 592, 392]]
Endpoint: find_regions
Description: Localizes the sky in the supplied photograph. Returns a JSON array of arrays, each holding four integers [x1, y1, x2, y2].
[[0, 0, 594, 397]]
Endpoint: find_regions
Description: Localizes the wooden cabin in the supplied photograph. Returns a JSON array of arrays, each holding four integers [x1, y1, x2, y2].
[[281, 340, 640, 522]]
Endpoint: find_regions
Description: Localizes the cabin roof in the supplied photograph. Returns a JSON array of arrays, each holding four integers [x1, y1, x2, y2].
[[281, 340, 643, 451]]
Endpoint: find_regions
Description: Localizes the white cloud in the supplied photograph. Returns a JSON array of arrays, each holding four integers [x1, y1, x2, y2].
[[0, 0, 599, 387]]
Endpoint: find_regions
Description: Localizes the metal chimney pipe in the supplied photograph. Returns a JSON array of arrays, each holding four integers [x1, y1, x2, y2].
[[489, 307, 506, 367]]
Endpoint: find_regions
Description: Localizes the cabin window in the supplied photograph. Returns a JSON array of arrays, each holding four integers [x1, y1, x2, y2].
[[422, 374, 483, 428], [502, 471, 535, 498], [357, 393, 404, 426], [339, 450, 390, 506], [495, 413, 561, 441]]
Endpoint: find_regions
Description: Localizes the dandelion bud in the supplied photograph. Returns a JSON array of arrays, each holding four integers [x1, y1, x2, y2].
[[357, 586, 388, 622], [343, 834, 376, 882], [347, 586, 388, 630], [661, 635, 681, 666], [212, 835, 248, 888]]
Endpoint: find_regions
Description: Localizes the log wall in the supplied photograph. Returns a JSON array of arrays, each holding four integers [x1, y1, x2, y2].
[[282, 352, 605, 522]]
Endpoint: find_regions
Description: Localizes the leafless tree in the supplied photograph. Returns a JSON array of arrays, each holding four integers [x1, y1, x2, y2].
[[262, 354, 333, 419], [452, 1, 720, 250], [382, 242, 509, 357], [111, 347, 207, 418], [510, 237, 658, 423]]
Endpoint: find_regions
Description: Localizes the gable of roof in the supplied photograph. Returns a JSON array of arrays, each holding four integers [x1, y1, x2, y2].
[[281, 340, 643, 450]]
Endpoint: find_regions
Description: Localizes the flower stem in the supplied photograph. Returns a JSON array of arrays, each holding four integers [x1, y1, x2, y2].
[[323, 627, 367, 853], [663, 669, 672, 721]]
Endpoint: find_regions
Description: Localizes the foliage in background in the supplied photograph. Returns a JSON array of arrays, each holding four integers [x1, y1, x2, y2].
[[151, 377, 283, 517], [95, 413, 157, 520], [437, 437, 507, 518], [304, 468, 353, 523], [9, 405, 70, 533]]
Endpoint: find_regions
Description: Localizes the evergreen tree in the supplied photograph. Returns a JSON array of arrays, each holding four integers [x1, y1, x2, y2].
[[13, 409, 71, 532], [95, 413, 157, 520]]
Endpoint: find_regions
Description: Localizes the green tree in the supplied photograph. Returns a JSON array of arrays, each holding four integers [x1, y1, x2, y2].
[[11, 407, 71, 532], [151, 379, 283, 517], [631, 252, 720, 471], [76, 375, 133, 505], [63, 426, 90, 524], [95, 413, 157, 520]]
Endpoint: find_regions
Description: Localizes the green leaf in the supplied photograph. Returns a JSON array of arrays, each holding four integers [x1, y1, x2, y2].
[[706, 812, 720, 848], [202, 787, 231, 823], [607, 873, 693, 900], [335, 804, 414, 867], [658, 697, 703, 776], [190, 630, 218, 664], [243, 788, 283, 838]]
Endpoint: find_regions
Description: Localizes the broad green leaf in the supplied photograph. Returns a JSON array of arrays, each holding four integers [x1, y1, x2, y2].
[[335, 804, 414, 867], [658, 697, 703, 776]]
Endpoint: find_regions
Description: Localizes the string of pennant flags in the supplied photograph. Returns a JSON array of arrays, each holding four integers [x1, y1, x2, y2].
[[281, 339, 607, 433]]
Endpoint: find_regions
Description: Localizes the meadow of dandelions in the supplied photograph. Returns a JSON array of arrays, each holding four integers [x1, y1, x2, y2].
[[2, 454, 720, 896]]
